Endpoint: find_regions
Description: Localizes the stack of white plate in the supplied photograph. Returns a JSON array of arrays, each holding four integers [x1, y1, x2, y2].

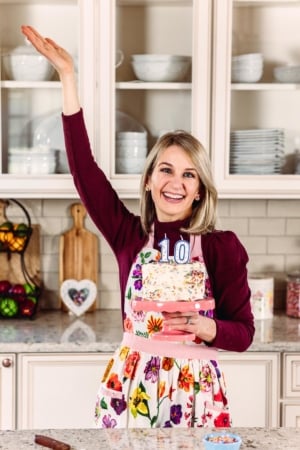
[[230, 129, 284, 174], [231, 53, 263, 83], [116, 131, 148, 174]]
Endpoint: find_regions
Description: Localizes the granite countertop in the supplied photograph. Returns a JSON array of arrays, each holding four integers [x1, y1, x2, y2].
[[1, 427, 300, 449], [0, 309, 300, 353]]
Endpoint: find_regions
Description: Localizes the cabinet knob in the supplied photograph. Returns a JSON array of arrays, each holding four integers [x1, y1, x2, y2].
[[2, 358, 12, 368]]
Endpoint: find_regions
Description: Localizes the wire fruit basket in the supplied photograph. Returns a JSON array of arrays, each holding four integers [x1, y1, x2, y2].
[[0, 199, 41, 319]]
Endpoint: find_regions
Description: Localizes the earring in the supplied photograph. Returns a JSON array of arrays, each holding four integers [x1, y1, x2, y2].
[[195, 194, 200, 201], [145, 185, 150, 192]]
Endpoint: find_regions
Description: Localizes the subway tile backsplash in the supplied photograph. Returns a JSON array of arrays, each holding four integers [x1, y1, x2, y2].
[[7, 198, 300, 312]]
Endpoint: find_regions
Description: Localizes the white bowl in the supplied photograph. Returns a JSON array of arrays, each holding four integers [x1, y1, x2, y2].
[[116, 139, 147, 148], [116, 142, 147, 150], [231, 67, 263, 83], [116, 157, 146, 174], [116, 146, 148, 158], [273, 65, 300, 83], [232, 60, 263, 69], [232, 53, 263, 62], [116, 131, 147, 140], [2, 53, 55, 81], [131, 54, 191, 82], [8, 147, 56, 174]]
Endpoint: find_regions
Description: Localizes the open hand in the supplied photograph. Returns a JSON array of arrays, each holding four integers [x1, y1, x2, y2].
[[21, 25, 74, 78]]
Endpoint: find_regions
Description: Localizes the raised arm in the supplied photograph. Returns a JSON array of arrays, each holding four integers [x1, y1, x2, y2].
[[21, 25, 80, 116]]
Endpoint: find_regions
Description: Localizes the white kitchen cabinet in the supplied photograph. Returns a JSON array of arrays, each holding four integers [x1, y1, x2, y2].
[[211, 0, 300, 198], [0, 0, 212, 199], [0, 349, 284, 430], [219, 351, 280, 427], [0, 354, 16, 430], [2, 0, 300, 199], [0, 0, 96, 198], [282, 352, 300, 427], [17, 352, 109, 429]]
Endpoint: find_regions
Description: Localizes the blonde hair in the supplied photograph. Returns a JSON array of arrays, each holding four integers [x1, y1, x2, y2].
[[139, 130, 218, 235]]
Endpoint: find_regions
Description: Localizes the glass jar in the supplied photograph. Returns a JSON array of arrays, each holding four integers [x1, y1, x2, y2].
[[286, 272, 300, 318]]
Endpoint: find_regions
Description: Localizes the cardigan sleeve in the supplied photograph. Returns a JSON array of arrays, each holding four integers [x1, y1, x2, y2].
[[202, 231, 255, 352]]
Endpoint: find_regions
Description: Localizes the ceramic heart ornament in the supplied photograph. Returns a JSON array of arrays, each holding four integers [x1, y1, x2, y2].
[[60, 279, 97, 317]]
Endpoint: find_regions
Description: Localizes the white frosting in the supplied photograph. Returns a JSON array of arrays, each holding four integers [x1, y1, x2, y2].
[[142, 261, 205, 301]]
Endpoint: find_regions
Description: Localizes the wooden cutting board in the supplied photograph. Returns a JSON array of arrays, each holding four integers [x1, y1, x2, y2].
[[59, 203, 99, 312]]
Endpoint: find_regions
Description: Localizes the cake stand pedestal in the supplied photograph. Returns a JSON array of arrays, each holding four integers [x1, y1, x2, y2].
[[131, 298, 215, 342]]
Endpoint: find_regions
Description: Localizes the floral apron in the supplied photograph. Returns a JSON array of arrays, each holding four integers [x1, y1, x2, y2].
[[95, 233, 230, 428]]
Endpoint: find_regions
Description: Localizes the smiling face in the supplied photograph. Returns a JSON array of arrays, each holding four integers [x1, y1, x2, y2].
[[147, 144, 200, 222]]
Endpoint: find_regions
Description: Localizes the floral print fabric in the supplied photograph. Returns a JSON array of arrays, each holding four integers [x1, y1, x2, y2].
[[95, 244, 231, 428]]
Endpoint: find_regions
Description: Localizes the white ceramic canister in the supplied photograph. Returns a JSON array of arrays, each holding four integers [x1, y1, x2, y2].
[[248, 275, 274, 320]]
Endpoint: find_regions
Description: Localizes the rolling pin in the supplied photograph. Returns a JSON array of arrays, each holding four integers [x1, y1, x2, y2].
[[34, 434, 71, 450]]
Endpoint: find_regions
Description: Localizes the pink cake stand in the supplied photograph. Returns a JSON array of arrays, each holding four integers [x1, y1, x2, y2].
[[131, 298, 215, 341]]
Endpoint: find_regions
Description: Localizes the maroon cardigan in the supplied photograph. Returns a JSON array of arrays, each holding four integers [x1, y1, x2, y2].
[[62, 109, 255, 352]]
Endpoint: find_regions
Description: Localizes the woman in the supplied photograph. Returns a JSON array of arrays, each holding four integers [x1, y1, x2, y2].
[[21, 25, 255, 429]]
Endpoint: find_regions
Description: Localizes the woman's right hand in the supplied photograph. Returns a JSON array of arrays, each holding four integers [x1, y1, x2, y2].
[[21, 25, 74, 79], [21, 25, 80, 115]]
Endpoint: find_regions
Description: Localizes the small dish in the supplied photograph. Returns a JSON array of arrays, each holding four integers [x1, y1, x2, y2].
[[203, 432, 242, 449]]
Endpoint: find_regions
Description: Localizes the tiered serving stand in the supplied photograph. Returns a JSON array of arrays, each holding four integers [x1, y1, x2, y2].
[[132, 298, 215, 341]]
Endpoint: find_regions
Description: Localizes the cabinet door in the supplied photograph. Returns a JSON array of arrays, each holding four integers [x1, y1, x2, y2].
[[0, 354, 16, 430], [282, 403, 300, 427], [0, 0, 96, 198], [219, 351, 280, 427], [211, 0, 300, 198], [17, 352, 109, 429], [283, 353, 300, 398], [97, 0, 212, 197], [282, 353, 300, 426]]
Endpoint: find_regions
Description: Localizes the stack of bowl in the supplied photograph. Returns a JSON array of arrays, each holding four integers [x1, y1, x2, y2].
[[231, 53, 263, 83], [116, 131, 148, 174], [273, 65, 300, 83], [8, 147, 57, 175]]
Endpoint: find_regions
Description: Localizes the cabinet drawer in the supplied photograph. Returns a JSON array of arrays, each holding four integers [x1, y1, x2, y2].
[[283, 353, 300, 398]]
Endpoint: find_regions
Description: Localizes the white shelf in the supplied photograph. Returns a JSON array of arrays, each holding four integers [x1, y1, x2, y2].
[[116, 81, 191, 90], [0, 81, 61, 89], [231, 83, 300, 90]]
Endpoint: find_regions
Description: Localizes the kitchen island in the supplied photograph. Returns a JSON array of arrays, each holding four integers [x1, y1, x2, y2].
[[1, 427, 300, 449]]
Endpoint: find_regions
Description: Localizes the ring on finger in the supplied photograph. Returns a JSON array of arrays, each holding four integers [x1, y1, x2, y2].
[[185, 316, 192, 325]]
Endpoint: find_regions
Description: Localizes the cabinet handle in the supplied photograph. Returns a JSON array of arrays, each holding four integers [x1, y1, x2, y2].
[[2, 358, 12, 368]]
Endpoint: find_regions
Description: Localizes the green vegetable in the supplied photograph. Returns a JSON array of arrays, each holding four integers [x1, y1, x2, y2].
[[0, 298, 19, 317]]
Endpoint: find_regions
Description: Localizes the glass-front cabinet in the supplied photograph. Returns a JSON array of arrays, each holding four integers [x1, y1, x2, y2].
[[96, 0, 212, 198], [0, 0, 96, 198], [1, 0, 300, 199], [212, 0, 300, 198]]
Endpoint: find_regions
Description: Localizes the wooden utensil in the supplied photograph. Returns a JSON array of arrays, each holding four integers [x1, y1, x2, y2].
[[59, 203, 98, 312]]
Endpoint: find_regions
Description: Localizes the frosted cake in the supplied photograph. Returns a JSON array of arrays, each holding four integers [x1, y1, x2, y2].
[[141, 261, 205, 301]]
